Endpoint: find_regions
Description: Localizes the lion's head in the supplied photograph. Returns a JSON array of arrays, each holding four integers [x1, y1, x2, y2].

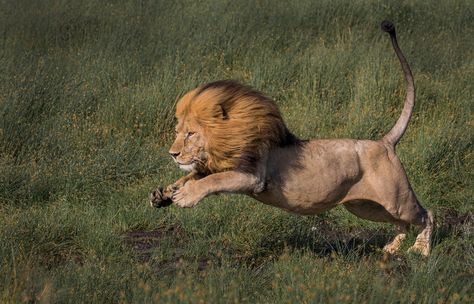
[[169, 80, 296, 174]]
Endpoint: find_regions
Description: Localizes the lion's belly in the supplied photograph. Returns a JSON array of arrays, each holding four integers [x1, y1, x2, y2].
[[253, 139, 362, 215], [253, 177, 353, 215], [252, 190, 338, 215]]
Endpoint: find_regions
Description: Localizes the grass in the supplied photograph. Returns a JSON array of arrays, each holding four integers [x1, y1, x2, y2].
[[0, 0, 473, 303]]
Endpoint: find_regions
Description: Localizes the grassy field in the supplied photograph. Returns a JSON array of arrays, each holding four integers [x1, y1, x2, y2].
[[1, 0, 473, 303]]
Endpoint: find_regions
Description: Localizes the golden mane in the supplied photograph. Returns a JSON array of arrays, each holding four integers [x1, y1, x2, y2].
[[176, 80, 296, 173]]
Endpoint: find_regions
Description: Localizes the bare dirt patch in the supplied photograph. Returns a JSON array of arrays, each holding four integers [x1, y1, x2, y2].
[[122, 226, 210, 273], [123, 226, 185, 263], [441, 208, 473, 228]]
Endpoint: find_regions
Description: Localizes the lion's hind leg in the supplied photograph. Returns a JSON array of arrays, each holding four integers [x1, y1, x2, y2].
[[343, 193, 434, 257], [382, 224, 408, 258], [407, 209, 434, 256], [391, 191, 434, 257], [343, 200, 408, 256]]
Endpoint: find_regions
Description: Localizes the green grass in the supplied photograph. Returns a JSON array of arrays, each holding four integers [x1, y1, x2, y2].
[[1, 0, 473, 303]]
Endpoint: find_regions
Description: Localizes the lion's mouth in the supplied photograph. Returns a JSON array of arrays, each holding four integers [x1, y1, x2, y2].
[[177, 162, 196, 172]]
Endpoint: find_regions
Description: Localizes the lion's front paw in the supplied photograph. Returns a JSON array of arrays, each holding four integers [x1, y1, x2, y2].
[[172, 181, 203, 208], [149, 187, 173, 208]]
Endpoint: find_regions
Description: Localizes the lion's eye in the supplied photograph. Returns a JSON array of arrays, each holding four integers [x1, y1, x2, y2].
[[186, 132, 195, 138]]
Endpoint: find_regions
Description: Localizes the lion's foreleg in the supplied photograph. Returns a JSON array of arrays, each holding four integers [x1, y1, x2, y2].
[[172, 171, 261, 208], [164, 171, 201, 196]]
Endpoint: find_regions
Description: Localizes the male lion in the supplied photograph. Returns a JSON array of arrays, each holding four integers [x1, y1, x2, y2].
[[150, 21, 434, 257]]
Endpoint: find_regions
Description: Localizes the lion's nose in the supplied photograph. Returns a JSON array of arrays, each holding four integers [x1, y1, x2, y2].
[[169, 151, 180, 159]]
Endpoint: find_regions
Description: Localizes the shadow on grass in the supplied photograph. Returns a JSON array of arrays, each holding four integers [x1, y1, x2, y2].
[[240, 208, 474, 268], [432, 207, 473, 247], [122, 208, 472, 274], [251, 220, 391, 265], [286, 224, 390, 257], [287, 208, 473, 257]]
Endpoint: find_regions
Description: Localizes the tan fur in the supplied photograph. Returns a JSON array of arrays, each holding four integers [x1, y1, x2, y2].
[[150, 21, 434, 257]]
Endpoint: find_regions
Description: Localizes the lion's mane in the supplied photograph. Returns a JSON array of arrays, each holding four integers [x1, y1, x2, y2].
[[176, 80, 297, 173]]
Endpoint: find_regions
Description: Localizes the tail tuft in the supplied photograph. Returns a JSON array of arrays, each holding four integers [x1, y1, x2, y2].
[[381, 20, 395, 34]]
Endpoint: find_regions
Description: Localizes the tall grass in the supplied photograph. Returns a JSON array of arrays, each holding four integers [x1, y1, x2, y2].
[[1, 0, 473, 303]]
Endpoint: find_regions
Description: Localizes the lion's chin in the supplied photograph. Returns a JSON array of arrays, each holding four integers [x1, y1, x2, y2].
[[178, 163, 196, 172]]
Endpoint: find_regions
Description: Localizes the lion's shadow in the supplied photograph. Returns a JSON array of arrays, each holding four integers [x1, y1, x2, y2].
[[256, 209, 473, 261], [265, 223, 391, 258]]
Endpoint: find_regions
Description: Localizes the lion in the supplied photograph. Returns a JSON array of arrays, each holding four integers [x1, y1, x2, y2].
[[150, 21, 434, 257]]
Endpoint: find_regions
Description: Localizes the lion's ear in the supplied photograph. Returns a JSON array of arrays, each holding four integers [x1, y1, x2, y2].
[[220, 105, 229, 120]]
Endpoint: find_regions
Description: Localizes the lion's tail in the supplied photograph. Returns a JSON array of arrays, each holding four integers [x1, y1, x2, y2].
[[380, 20, 415, 147]]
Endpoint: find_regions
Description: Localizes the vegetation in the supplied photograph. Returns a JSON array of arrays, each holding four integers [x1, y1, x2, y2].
[[1, 0, 472, 302]]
